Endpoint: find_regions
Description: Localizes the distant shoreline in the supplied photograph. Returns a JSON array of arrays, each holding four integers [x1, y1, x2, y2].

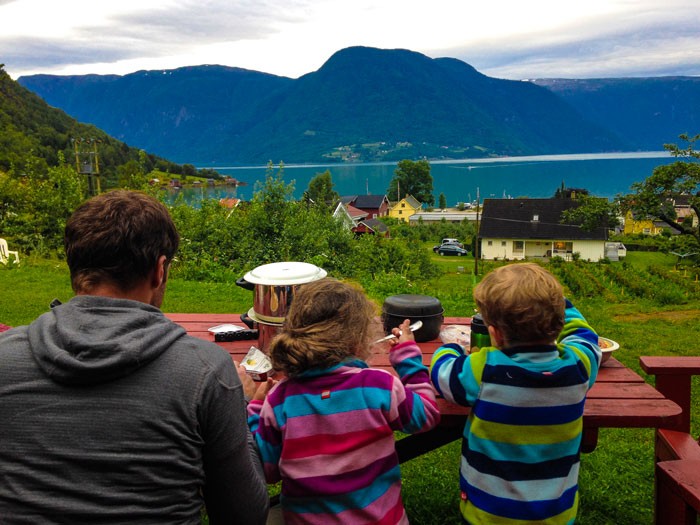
[[202, 151, 672, 171]]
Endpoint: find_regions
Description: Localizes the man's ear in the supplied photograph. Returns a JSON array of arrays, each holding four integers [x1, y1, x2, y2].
[[152, 255, 167, 288]]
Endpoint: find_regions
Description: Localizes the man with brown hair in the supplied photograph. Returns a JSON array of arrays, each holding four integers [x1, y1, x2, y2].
[[0, 190, 269, 524], [431, 262, 602, 525]]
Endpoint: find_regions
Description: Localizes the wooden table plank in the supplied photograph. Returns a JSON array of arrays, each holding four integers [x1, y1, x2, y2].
[[588, 381, 665, 399], [583, 398, 681, 428]]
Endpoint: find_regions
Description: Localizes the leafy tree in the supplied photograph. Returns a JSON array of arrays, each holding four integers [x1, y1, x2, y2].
[[0, 152, 85, 253], [117, 159, 149, 189], [438, 192, 447, 210], [305, 169, 339, 208], [627, 133, 700, 244], [182, 164, 197, 177], [387, 159, 434, 205], [560, 194, 620, 232]]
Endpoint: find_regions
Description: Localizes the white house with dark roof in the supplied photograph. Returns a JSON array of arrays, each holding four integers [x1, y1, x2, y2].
[[478, 198, 608, 261]]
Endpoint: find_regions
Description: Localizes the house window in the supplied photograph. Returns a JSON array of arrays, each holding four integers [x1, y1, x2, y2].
[[501, 241, 506, 247], [513, 241, 524, 252], [553, 241, 573, 253], [401, 203, 405, 208], [487, 240, 493, 246], [398, 210, 402, 215], [532, 214, 539, 221]]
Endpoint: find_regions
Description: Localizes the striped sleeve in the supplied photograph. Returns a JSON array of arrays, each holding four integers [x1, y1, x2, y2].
[[430, 342, 486, 407], [388, 341, 440, 434], [558, 299, 602, 386], [247, 395, 283, 483]]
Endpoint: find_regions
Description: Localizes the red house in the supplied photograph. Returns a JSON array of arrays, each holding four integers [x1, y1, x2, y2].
[[352, 218, 390, 237], [340, 195, 390, 219]]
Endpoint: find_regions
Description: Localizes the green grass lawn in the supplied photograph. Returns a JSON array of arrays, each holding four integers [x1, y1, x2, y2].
[[2, 251, 700, 524]]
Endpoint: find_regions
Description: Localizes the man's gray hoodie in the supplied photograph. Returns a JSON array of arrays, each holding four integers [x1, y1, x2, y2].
[[0, 295, 269, 524]]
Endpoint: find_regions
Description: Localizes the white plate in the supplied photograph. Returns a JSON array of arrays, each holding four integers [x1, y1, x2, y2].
[[208, 324, 244, 333], [598, 337, 620, 351]]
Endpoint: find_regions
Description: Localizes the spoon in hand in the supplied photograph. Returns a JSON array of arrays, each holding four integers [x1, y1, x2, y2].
[[372, 320, 423, 345]]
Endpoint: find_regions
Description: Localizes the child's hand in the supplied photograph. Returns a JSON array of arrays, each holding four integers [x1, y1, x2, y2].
[[389, 318, 415, 347], [235, 361, 257, 400], [253, 377, 277, 401]]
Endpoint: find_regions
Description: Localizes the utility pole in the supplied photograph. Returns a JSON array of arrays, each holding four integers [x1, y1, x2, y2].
[[72, 138, 102, 196], [474, 187, 480, 277]]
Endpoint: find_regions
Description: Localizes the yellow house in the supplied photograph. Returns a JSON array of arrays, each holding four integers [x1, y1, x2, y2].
[[389, 195, 422, 223], [623, 211, 665, 236]]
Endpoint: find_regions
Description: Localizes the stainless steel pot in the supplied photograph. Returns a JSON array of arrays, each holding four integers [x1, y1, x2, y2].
[[236, 262, 328, 350]]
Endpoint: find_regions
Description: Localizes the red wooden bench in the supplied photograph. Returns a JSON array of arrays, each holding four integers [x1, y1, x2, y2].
[[656, 460, 700, 525], [639, 356, 700, 524]]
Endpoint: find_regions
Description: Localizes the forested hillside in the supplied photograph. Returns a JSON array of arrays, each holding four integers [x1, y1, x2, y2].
[[532, 77, 700, 150], [0, 66, 202, 185]]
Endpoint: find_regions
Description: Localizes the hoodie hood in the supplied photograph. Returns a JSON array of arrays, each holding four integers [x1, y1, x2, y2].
[[27, 296, 186, 386]]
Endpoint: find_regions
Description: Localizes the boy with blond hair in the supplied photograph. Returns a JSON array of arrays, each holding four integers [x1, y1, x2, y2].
[[430, 263, 601, 524]]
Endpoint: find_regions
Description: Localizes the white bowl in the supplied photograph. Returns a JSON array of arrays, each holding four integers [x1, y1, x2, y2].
[[598, 337, 620, 364]]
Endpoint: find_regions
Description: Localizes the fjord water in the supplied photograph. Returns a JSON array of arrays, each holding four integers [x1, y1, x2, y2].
[[187, 152, 675, 204]]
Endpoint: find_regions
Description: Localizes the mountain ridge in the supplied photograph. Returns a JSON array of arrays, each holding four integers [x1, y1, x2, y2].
[[17, 46, 699, 165]]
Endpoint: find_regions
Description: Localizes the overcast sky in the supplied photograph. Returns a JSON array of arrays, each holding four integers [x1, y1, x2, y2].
[[2, 0, 700, 80]]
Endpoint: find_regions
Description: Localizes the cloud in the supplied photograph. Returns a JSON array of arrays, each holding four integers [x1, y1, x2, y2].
[[443, 10, 700, 78], [2, 0, 699, 79], [103, 1, 291, 44], [0, 36, 145, 71]]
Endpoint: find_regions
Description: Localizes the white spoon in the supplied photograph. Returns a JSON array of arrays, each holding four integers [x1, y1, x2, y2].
[[372, 320, 423, 345]]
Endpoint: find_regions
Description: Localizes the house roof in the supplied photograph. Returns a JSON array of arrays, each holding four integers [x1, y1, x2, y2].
[[403, 195, 422, 208], [341, 194, 388, 209], [218, 198, 240, 209], [360, 218, 389, 234], [346, 204, 368, 220], [409, 211, 477, 223], [479, 198, 607, 241], [653, 220, 681, 234], [673, 194, 692, 206]]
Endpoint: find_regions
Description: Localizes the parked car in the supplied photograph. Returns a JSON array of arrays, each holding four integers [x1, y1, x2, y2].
[[436, 244, 469, 256], [433, 239, 464, 252]]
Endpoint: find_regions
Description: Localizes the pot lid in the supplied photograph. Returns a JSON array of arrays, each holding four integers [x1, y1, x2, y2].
[[243, 261, 327, 285], [382, 294, 443, 316]]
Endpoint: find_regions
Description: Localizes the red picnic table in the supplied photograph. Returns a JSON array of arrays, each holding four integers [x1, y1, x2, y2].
[[166, 313, 682, 458]]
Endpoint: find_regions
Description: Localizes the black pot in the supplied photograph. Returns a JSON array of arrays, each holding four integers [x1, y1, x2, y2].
[[382, 294, 444, 342]]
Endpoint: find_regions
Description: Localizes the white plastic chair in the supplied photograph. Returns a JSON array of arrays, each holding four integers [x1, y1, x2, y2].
[[0, 238, 20, 265]]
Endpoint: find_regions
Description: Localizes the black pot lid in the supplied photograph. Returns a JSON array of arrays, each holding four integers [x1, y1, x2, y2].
[[382, 294, 443, 316]]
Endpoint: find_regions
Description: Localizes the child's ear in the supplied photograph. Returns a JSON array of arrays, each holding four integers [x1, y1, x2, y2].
[[488, 325, 505, 349]]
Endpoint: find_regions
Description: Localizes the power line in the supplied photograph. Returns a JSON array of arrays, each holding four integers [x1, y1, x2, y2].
[[482, 216, 594, 229]]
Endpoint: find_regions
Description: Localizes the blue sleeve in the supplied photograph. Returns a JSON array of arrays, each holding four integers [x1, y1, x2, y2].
[[558, 298, 602, 386], [429, 343, 484, 407], [247, 399, 282, 483]]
